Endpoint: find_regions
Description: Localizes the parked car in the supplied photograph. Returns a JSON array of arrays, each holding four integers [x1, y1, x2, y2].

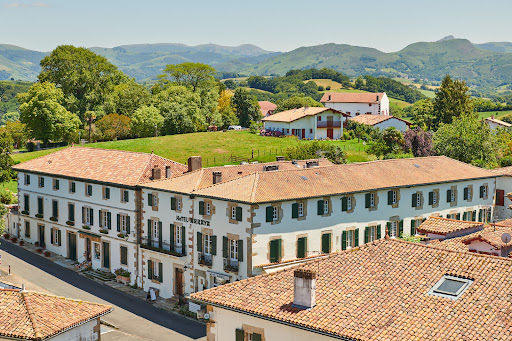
[[228, 125, 242, 130]]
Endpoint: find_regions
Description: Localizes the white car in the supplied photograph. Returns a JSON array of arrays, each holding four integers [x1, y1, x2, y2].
[[228, 125, 242, 130]]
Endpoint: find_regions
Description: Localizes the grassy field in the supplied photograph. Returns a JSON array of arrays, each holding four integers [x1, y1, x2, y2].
[[478, 110, 512, 120], [304, 79, 343, 89]]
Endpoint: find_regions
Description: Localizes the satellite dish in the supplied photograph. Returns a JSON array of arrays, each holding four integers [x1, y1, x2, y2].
[[204, 313, 210, 320], [501, 233, 511, 244]]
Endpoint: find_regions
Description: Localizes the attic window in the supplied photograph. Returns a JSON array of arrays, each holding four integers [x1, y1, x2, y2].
[[427, 275, 473, 300]]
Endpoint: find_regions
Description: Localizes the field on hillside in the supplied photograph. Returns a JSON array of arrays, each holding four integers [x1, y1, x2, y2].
[[304, 79, 343, 89], [478, 110, 512, 120]]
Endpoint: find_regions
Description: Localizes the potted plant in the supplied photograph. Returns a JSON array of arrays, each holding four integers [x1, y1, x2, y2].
[[3, 233, 9, 240], [35, 213, 43, 218], [99, 228, 109, 234], [66, 221, 75, 226], [11, 237, 17, 243], [114, 268, 131, 282], [49, 217, 58, 222], [82, 225, 91, 230], [21, 210, 29, 215], [19, 240, 24, 246], [34, 241, 39, 247], [44, 250, 51, 257], [117, 233, 128, 239], [36, 248, 43, 254]]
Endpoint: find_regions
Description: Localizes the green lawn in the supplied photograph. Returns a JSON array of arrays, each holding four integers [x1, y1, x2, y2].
[[478, 110, 512, 120]]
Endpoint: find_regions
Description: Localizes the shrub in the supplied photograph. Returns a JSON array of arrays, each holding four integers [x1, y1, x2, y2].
[[26, 142, 36, 152], [326, 86, 331, 90], [499, 156, 512, 167], [36, 248, 43, 253], [260, 129, 283, 137], [3, 233, 9, 239], [249, 121, 263, 134], [0, 190, 15, 205], [11, 237, 17, 243], [114, 268, 131, 277], [19, 240, 24, 246], [318, 86, 325, 91]]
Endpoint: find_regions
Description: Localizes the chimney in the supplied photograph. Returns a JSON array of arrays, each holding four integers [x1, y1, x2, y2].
[[293, 269, 316, 308], [263, 165, 279, 172], [276, 156, 285, 162], [165, 165, 171, 178], [188, 156, 202, 172], [328, 94, 331, 101], [151, 167, 161, 180], [213, 171, 222, 184]]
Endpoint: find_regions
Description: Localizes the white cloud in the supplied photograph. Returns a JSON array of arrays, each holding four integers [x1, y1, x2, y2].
[[4, 2, 48, 8]]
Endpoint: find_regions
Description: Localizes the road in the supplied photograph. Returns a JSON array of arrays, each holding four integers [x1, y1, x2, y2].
[[0, 241, 206, 341]]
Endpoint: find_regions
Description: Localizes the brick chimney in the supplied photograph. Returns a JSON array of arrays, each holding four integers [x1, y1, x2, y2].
[[213, 171, 222, 184], [188, 156, 202, 172], [293, 269, 316, 308]]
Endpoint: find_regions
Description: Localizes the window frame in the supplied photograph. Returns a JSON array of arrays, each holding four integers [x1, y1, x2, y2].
[[176, 197, 182, 211], [119, 214, 128, 233], [38, 176, 44, 188], [298, 202, 304, 217], [272, 206, 279, 221], [231, 206, 237, 220], [120, 246, 128, 265], [427, 275, 473, 300], [432, 191, 438, 204], [369, 226, 377, 242], [389, 221, 398, 238], [323, 199, 329, 214], [205, 202, 211, 216], [69, 181, 76, 194], [370, 193, 375, 207], [229, 239, 238, 261], [152, 220, 159, 242], [416, 193, 421, 207], [346, 229, 354, 249], [204, 234, 212, 255]]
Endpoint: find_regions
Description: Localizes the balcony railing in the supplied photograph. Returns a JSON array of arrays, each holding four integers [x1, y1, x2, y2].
[[317, 121, 342, 128], [198, 253, 212, 266], [140, 237, 186, 257], [223, 258, 239, 272]]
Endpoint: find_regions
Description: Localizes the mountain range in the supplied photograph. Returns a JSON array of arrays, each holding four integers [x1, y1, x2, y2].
[[2, 37, 512, 89]]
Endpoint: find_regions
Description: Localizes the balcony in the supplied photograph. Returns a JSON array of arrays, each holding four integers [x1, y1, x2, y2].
[[140, 237, 186, 257], [317, 121, 342, 128], [223, 258, 239, 273], [198, 253, 212, 267]]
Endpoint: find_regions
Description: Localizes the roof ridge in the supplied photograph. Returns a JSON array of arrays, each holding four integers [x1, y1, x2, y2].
[[250, 172, 260, 202], [21, 291, 41, 339], [430, 216, 483, 224], [193, 169, 205, 192]]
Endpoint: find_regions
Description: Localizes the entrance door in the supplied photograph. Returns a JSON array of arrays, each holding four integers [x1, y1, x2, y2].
[[301, 129, 305, 139], [68, 233, 77, 261], [102, 242, 110, 269], [38, 225, 45, 248], [85, 238, 91, 262], [175, 268, 184, 296], [327, 128, 334, 139]]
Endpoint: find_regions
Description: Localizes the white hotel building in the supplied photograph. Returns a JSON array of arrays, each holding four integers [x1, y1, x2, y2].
[[7, 148, 497, 299]]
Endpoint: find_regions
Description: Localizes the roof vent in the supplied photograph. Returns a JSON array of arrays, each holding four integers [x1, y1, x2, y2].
[[188, 156, 202, 172], [213, 171, 222, 184], [293, 269, 316, 309], [306, 161, 319, 168], [263, 165, 279, 172], [427, 275, 473, 300], [276, 156, 285, 162]]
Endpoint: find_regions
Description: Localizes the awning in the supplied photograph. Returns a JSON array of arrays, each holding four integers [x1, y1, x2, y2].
[[206, 271, 232, 281]]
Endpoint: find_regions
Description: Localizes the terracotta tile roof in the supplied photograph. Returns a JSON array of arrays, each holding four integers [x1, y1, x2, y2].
[[349, 114, 411, 126], [485, 117, 512, 127], [261, 107, 349, 123], [12, 147, 187, 187], [461, 226, 512, 248], [258, 101, 277, 111], [416, 217, 483, 235], [320, 92, 385, 103], [0, 290, 111, 340], [192, 238, 512, 341], [143, 156, 496, 203], [491, 166, 512, 176]]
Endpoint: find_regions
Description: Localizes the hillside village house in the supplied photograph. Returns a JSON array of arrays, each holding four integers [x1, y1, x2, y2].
[[349, 114, 411, 132], [0, 289, 112, 341], [485, 116, 511, 130], [415, 216, 484, 242], [321, 92, 390, 117], [261, 107, 349, 140], [10, 147, 187, 286], [491, 167, 510, 220], [191, 239, 512, 341], [258, 101, 277, 117], [138, 156, 495, 298]]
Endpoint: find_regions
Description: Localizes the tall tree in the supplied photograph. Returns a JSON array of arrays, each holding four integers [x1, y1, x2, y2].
[[409, 99, 434, 131], [231, 89, 262, 127], [158, 63, 216, 92], [38, 45, 126, 120], [217, 90, 238, 129], [17, 82, 81, 143], [276, 95, 322, 112], [403, 128, 433, 157], [131, 106, 164, 138], [95, 114, 132, 141], [0, 121, 30, 149], [432, 75, 474, 130]]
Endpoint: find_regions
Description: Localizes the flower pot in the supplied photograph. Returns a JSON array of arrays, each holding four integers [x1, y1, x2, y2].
[[116, 275, 130, 282]]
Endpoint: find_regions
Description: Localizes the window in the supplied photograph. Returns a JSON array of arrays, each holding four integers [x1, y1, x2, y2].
[[451, 190, 455, 202], [342, 229, 358, 250], [428, 275, 473, 300], [447, 189, 456, 203], [101, 210, 111, 229], [323, 200, 329, 214], [153, 261, 159, 279], [23, 194, 29, 213], [24, 221, 30, 238], [205, 202, 211, 215], [38, 176, 44, 188], [86, 184, 92, 196], [174, 224, 182, 246], [148, 193, 158, 207], [272, 206, 279, 221], [177, 198, 182, 210], [388, 190, 397, 205], [51, 228, 61, 246], [432, 191, 438, 205], [148, 260, 163, 282], [317, 199, 329, 215], [297, 237, 307, 258], [37, 197, 43, 215], [269, 239, 282, 263], [68, 203, 75, 222], [53, 179, 59, 190], [321, 233, 331, 253], [231, 206, 242, 222], [229, 239, 238, 261], [365, 193, 375, 208], [69, 181, 76, 193], [52, 200, 58, 219], [342, 196, 352, 211], [94, 243, 100, 259], [365, 225, 381, 243], [480, 185, 488, 198], [103, 187, 110, 200], [121, 189, 129, 203], [204, 234, 212, 255], [152, 220, 159, 242], [496, 189, 505, 206], [24, 174, 30, 185], [463, 186, 472, 201], [120, 246, 128, 265], [118, 214, 129, 234], [298, 203, 304, 217], [231, 206, 237, 220], [83, 207, 93, 225], [389, 221, 398, 238]]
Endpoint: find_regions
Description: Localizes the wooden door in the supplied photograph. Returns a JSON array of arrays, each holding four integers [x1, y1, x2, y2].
[[38, 225, 45, 247], [175, 268, 184, 296], [85, 237, 91, 262], [301, 129, 305, 139], [68, 233, 77, 261], [102, 242, 110, 269], [327, 128, 333, 139]]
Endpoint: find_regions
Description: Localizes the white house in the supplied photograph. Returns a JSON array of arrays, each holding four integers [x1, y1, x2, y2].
[[0, 289, 111, 341], [9, 147, 187, 286], [485, 116, 511, 130], [261, 107, 349, 140], [349, 114, 411, 132], [320, 92, 390, 117], [491, 167, 510, 220], [191, 238, 512, 341], [139, 155, 496, 299]]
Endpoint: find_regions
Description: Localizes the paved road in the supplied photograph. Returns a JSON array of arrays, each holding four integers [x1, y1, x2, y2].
[[0, 241, 206, 341]]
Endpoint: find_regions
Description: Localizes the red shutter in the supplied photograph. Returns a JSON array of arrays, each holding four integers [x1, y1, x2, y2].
[[302, 129, 305, 138], [497, 189, 505, 206]]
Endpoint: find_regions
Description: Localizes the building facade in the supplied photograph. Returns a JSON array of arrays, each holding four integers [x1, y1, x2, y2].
[[321, 92, 390, 117], [349, 114, 411, 132]]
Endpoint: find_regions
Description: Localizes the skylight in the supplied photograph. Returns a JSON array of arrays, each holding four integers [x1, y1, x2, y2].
[[427, 275, 473, 300]]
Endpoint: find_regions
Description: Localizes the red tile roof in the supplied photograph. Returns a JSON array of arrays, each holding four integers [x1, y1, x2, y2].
[[320, 92, 385, 103], [12, 147, 187, 187], [417, 217, 483, 235], [491, 166, 512, 177], [0, 290, 111, 340], [258, 101, 277, 111], [192, 239, 512, 340], [349, 114, 411, 126], [261, 107, 349, 123]]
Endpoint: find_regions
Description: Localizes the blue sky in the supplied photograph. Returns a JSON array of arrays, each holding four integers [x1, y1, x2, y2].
[[1, 0, 511, 52]]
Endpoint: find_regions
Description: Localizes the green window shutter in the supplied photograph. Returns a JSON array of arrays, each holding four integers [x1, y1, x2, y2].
[[456, 213, 461, 220], [270, 240, 281, 263], [463, 212, 467, 221], [181, 226, 186, 254], [411, 220, 416, 235], [222, 236, 228, 258], [237, 240, 243, 262], [377, 224, 382, 239], [58, 230, 61, 246], [235, 329, 244, 341], [117, 214, 121, 232], [71, 182, 75, 192], [82, 207, 86, 224], [487, 208, 492, 222], [354, 228, 359, 246], [24, 195, 29, 212], [171, 197, 176, 210], [317, 200, 324, 215], [158, 262, 163, 283], [386, 222, 391, 236], [53, 200, 58, 217], [478, 209, 483, 222], [365, 193, 371, 208], [148, 260, 153, 280], [322, 233, 331, 253], [428, 191, 434, 205], [472, 210, 476, 221], [266, 206, 273, 222], [341, 197, 348, 211], [447, 189, 452, 202], [399, 220, 404, 237], [99, 210, 102, 227], [158, 221, 163, 249], [252, 333, 262, 341], [236, 207, 242, 222], [147, 219, 152, 244], [169, 224, 175, 251], [107, 212, 111, 229], [68, 204, 74, 222], [148, 193, 153, 207], [105, 187, 110, 199], [211, 235, 217, 255], [480, 186, 484, 198], [463, 187, 468, 200], [412, 193, 417, 207], [197, 232, 203, 252], [90, 208, 94, 225], [297, 237, 306, 258], [37, 198, 43, 214], [41, 177, 44, 187], [388, 191, 393, 205], [292, 203, 299, 218], [277, 239, 282, 261], [341, 231, 347, 250], [364, 227, 369, 244], [124, 190, 129, 202], [56, 180, 59, 190], [199, 201, 204, 215], [126, 216, 130, 234], [50, 228, 54, 244]]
